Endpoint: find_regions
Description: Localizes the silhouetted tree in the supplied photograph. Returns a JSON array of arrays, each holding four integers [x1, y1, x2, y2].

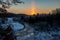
[[0, 0, 24, 8], [0, 8, 7, 13]]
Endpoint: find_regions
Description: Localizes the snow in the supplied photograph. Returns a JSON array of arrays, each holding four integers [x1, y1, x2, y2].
[[12, 22, 24, 31], [0, 18, 60, 40], [1, 18, 24, 31]]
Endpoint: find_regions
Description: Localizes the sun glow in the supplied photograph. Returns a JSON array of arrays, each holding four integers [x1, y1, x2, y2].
[[31, 7, 35, 15], [31, 0, 36, 15]]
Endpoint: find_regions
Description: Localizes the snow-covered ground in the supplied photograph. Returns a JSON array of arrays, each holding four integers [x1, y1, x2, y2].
[[0, 18, 60, 40], [1, 18, 24, 31], [16, 31, 60, 40], [1, 18, 25, 36]]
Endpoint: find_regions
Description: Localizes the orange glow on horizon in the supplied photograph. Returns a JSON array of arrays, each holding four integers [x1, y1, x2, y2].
[[6, 0, 52, 15]]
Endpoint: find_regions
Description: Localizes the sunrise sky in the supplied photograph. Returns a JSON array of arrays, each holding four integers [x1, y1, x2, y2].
[[6, 0, 60, 15]]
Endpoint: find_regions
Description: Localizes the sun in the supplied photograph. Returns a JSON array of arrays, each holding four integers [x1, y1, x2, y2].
[[31, 0, 36, 15], [31, 7, 35, 15]]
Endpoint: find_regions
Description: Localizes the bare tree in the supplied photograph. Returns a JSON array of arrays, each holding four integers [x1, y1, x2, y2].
[[0, 0, 24, 8]]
